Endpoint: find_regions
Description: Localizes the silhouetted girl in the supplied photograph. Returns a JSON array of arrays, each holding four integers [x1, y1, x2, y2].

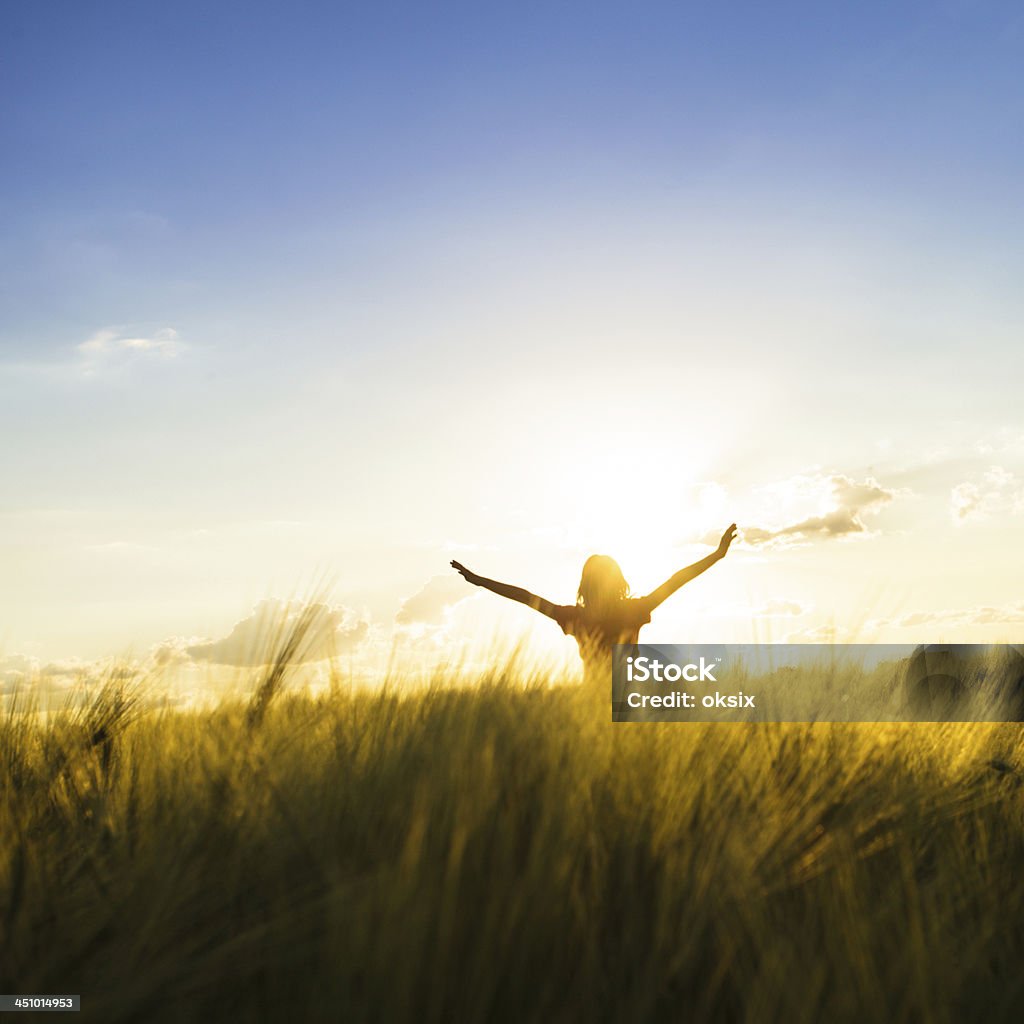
[[451, 524, 737, 683]]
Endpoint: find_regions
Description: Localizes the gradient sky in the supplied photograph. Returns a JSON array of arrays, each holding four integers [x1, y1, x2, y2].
[[2, 1, 1023, 682]]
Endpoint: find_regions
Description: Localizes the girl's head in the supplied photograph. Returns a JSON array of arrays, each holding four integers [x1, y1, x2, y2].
[[577, 555, 629, 610]]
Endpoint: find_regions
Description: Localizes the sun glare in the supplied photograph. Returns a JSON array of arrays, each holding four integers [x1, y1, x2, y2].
[[548, 437, 724, 589]]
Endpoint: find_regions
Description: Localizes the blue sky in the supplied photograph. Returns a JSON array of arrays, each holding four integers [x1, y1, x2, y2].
[[2, 1, 1024, 675], [5, 0, 1023, 361]]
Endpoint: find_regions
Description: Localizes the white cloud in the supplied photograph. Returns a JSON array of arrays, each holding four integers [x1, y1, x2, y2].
[[396, 574, 472, 627], [185, 599, 369, 667], [872, 602, 1024, 629], [77, 326, 182, 372], [1, 654, 39, 693], [149, 636, 205, 667], [950, 482, 983, 521], [974, 430, 1024, 457], [717, 473, 900, 549], [0, 653, 129, 697], [950, 466, 1024, 523]]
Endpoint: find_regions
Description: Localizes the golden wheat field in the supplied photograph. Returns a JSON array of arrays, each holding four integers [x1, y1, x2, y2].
[[4, 640, 1024, 1024]]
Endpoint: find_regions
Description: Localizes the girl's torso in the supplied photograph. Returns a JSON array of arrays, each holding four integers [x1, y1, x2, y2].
[[554, 599, 651, 667]]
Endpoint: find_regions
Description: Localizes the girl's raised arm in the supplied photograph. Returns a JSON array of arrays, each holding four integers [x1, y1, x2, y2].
[[450, 560, 563, 620], [639, 524, 737, 614]]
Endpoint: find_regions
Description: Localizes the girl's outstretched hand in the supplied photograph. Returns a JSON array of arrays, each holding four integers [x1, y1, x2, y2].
[[717, 523, 738, 558], [451, 560, 480, 585]]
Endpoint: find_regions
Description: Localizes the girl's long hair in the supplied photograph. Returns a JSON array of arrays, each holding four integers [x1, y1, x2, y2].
[[577, 555, 630, 610]]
